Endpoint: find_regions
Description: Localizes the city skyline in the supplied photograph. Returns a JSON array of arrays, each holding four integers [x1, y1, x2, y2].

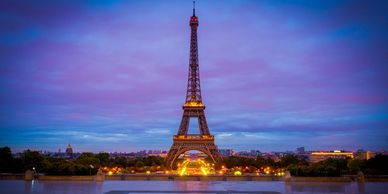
[[1, 0, 388, 152], [12, 145, 384, 155]]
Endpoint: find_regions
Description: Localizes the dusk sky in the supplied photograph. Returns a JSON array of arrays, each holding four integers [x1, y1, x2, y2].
[[1, 0, 387, 153]]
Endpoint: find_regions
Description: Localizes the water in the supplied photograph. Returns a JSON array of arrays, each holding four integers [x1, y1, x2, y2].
[[0, 180, 387, 194]]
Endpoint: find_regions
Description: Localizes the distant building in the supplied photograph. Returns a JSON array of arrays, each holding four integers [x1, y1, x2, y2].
[[219, 149, 234, 157], [159, 151, 168, 158], [309, 150, 353, 163], [236, 151, 251, 157], [296, 147, 305, 153], [355, 150, 376, 160], [250, 150, 261, 157], [196, 152, 208, 158], [267, 152, 282, 162], [65, 144, 73, 157], [147, 150, 167, 158], [153, 150, 161, 154], [158, 153, 168, 158]]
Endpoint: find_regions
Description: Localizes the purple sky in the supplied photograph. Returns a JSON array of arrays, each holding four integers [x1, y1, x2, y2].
[[1, 0, 387, 153]]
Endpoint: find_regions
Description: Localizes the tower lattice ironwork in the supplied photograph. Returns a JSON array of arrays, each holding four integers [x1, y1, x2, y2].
[[165, 2, 222, 170]]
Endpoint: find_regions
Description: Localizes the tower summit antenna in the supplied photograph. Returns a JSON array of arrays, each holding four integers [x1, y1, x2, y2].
[[193, 1, 195, 16]]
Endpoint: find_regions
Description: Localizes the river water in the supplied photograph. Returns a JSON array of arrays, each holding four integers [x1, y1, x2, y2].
[[0, 180, 387, 194]]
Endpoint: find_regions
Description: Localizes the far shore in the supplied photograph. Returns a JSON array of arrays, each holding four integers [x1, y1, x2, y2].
[[1, 173, 387, 182]]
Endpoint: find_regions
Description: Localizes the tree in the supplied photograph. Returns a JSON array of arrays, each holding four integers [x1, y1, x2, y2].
[[144, 156, 164, 166], [223, 156, 240, 168], [135, 161, 145, 168], [348, 159, 365, 174], [280, 155, 300, 168], [114, 156, 128, 167], [366, 154, 388, 175], [76, 153, 100, 166], [96, 153, 110, 166], [0, 147, 14, 173], [20, 150, 44, 172], [256, 155, 274, 168]]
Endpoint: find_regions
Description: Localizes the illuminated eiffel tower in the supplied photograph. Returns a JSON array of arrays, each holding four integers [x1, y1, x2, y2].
[[165, 2, 222, 170]]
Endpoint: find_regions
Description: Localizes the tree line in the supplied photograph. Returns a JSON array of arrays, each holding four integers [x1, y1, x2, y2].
[[222, 154, 388, 176], [0, 147, 164, 175], [1, 146, 387, 176]]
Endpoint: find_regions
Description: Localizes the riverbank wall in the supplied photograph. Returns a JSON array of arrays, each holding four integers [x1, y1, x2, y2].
[[104, 174, 284, 181], [0, 174, 387, 182]]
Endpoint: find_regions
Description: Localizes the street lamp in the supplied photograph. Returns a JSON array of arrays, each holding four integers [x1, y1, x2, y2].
[[89, 164, 94, 176]]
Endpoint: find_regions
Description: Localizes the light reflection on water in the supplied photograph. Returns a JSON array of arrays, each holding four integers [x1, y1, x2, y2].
[[0, 180, 387, 194]]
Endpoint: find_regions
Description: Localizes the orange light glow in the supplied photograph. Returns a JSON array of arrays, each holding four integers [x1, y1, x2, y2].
[[311, 151, 353, 158], [184, 101, 204, 107]]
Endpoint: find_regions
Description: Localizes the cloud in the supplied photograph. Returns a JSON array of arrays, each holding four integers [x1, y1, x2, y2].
[[0, 0, 387, 152], [145, 129, 171, 135]]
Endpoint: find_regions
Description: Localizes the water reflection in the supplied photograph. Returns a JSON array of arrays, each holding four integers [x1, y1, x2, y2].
[[285, 182, 348, 193], [24, 180, 32, 193], [2, 180, 387, 194], [283, 181, 381, 194], [357, 182, 365, 194], [23, 180, 102, 194], [174, 181, 211, 191]]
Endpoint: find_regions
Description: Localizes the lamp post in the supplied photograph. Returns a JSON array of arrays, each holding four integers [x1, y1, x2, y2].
[[89, 164, 94, 176]]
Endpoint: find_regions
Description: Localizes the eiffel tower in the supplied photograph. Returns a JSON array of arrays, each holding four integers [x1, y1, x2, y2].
[[165, 2, 222, 170]]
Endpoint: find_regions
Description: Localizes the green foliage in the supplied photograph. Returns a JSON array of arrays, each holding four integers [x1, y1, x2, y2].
[[0, 147, 167, 175], [135, 161, 145, 168], [20, 150, 44, 172], [223, 156, 256, 169], [288, 158, 347, 177], [365, 154, 388, 175], [348, 159, 366, 174], [143, 156, 164, 166], [0, 147, 12, 162], [114, 157, 128, 167], [280, 155, 297, 167], [221, 156, 277, 171], [2, 146, 387, 176], [76, 153, 100, 166], [0, 147, 14, 173], [256, 156, 275, 167], [280, 155, 307, 168], [287, 155, 388, 177], [96, 153, 110, 166]]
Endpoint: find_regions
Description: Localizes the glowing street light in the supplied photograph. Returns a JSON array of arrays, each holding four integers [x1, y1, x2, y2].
[[234, 171, 242, 176]]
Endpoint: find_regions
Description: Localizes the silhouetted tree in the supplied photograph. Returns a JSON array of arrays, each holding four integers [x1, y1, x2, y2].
[[114, 156, 128, 167], [96, 153, 110, 166], [347, 159, 366, 174], [256, 155, 274, 167], [0, 147, 14, 172], [366, 154, 388, 175], [135, 161, 145, 168], [20, 150, 44, 172], [76, 153, 100, 166], [280, 155, 300, 168]]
